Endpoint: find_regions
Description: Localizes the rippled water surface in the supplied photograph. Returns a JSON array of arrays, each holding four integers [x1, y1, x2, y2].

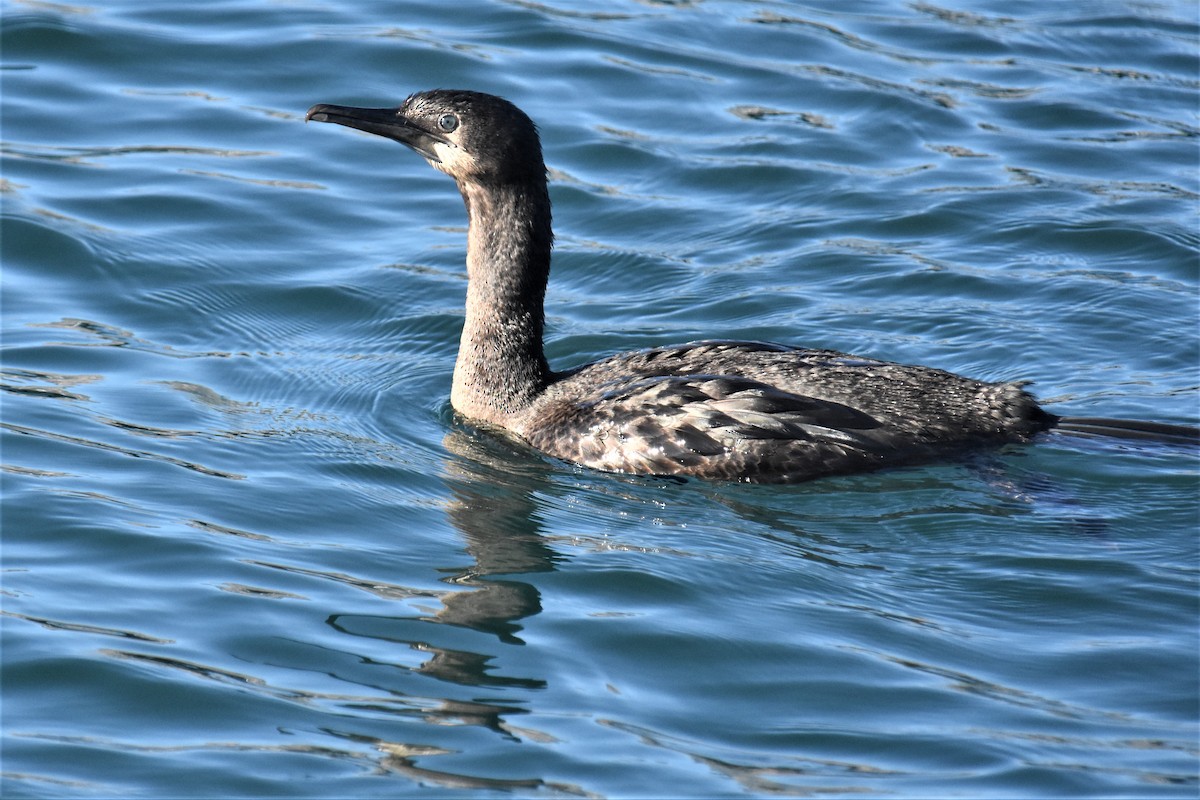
[[3, 0, 1198, 797]]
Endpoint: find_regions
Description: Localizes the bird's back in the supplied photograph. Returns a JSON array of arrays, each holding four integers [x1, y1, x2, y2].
[[516, 341, 1052, 482]]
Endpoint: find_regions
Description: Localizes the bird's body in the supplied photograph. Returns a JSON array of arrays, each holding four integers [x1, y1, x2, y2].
[[306, 89, 1195, 483], [518, 341, 1049, 481]]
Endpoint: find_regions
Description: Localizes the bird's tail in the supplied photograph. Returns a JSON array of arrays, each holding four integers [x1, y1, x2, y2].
[[1053, 417, 1200, 446]]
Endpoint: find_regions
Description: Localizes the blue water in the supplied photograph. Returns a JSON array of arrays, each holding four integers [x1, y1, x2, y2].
[[3, 1, 1198, 797]]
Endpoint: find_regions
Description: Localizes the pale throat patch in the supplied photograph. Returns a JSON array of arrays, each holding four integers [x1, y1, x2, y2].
[[430, 141, 478, 176]]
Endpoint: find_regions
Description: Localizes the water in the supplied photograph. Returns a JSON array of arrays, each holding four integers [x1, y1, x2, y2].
[[2, 0, 1197, 796]]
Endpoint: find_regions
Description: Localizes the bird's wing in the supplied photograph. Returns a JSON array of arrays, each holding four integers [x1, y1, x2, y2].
[[526, 373, 904, 482]]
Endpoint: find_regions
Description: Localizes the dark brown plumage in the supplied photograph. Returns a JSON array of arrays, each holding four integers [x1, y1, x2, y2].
[[306, 90, 1196, 483]]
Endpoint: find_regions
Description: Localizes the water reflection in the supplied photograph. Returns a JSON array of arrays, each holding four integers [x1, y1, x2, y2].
[[320, 424, 559, 695], [436, 426, 561, 646], [314, 426, 568, 787]]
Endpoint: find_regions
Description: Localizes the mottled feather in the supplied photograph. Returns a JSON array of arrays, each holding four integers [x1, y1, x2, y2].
[[519, 341, 1050, 482]]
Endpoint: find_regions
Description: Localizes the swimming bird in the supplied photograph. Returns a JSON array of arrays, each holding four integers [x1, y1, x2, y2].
[[306, 89, 1196, 483]]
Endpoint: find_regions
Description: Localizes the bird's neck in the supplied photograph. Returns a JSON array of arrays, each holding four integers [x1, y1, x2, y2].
[[451, 176, 553, 426]]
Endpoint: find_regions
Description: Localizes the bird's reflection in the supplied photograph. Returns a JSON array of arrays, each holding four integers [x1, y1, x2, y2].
[[317, 419, 562, 698], [313, 422, 567, 782], [434, 423, 562, 646]]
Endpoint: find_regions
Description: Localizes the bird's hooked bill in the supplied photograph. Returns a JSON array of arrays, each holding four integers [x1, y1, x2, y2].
[[306, 103, 447, 163]]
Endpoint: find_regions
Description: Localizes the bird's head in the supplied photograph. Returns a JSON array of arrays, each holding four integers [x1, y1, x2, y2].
[[306, 89, 546, 185]]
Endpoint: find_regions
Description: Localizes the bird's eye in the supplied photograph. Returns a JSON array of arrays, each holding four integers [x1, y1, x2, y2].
[[437, 113, 459, 133]]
